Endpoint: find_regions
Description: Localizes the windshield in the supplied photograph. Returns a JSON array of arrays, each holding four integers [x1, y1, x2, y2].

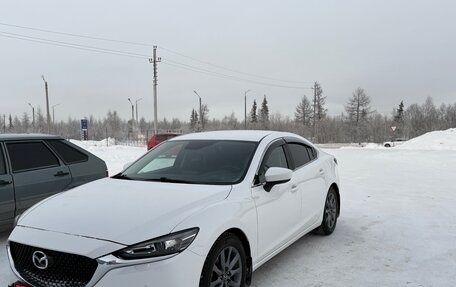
[[116, 140, 258, 185]]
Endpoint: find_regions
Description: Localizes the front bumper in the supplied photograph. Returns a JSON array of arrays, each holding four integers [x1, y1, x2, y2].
[[8, 227, 205, 287]]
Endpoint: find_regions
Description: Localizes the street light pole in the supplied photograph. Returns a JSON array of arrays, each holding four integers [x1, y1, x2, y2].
[[28, 103, 35, 132], [244, 90, 251, 129], [135, 98, 143, 122], [127, 98, 134, 122], [193, 90, 202, 130], [41, 75, 51, 133]]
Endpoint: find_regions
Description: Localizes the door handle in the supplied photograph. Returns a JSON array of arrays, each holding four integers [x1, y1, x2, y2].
[[0, 179, 12, 185], [319, 168, 324, 174], [54, 171, 70, 177]]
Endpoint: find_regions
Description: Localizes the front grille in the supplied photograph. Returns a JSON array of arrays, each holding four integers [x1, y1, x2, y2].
[[9, 241, 98, 287]]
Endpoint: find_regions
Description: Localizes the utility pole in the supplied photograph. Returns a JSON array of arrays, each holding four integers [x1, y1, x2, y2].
[[312, 81, 317, 142], [135, 98, 143, 122], [193, 91, 202, 130], [127, 98, 134, 141], [244, 90, 251, 129], [41, 75, 51, 134], [149, 46, 161, 135], [28, 103, 35, 132]]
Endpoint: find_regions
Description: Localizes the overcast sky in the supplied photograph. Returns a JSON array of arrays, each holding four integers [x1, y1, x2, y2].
[[1, 0, 455, 122]]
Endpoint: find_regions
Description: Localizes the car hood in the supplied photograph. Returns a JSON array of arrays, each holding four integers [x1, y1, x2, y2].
[[18, 178, 231, 246]]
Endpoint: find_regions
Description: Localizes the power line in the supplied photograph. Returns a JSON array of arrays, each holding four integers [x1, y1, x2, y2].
[[158, 46, 312, 84], [162, 59, 312, 89], [0, 31, 149, 59], [1, 29, 312, 89], [0, 22, 152, 47], [0, 22, 311, 84]]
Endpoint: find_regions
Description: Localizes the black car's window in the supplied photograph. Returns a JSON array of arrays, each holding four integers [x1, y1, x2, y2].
[[120, 140, 258, 185], [0, 146, 6, 174], [7, 142, 60, 173], [258, 145, 288, 183], [288, 143, 312, 169], [46, 140, 88, 164]]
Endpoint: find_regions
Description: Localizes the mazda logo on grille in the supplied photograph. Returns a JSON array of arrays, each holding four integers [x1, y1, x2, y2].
[[32, 251, 49, 270]]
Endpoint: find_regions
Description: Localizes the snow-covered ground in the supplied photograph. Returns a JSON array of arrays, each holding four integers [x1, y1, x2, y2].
[[1, 130, 456, 286], [70, 139, 147, 175]]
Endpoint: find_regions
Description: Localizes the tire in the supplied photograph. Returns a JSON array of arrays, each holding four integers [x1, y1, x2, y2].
[[315, 187, 339, 235], [384, 143, 391, 147], [200, 233, 247, 287]]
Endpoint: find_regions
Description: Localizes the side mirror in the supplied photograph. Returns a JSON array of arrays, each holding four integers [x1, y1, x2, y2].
[[264, 167, 292, 192]]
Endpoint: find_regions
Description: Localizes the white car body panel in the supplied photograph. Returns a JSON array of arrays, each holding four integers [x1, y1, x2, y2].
[[17, 178, 231, 245], [8, 226, 125, 258], [7, 131, 340, 287]]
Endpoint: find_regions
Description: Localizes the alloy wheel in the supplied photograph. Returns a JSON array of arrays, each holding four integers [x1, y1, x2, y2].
[[210, 246, 243, 287], [325, 192, 338, 230]]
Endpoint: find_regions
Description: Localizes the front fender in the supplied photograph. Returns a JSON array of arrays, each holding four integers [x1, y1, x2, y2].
[[172, 197, 257, 260]]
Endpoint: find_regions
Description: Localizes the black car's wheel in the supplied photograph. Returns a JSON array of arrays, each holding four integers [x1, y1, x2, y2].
[[384, 143, 391, 147], [200, 233, 247, 287], [315, 187, 339, 235]]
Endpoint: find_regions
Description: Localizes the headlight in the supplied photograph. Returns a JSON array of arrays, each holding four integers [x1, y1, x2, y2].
[[114, 228, 199, 259]]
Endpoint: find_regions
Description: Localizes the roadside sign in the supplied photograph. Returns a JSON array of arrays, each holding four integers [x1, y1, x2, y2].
[[391, 126, 397, 132], [81, 119, 88, 140]]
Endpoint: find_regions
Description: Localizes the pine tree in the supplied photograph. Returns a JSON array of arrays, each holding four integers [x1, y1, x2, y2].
[[189, 109, 198, 130], [295, 95, 312, 126], [250, 100, 258, 123], [259, 95, 269, 128]]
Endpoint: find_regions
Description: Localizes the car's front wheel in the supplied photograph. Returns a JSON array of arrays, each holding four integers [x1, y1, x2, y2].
[[200, 233, 247, 287]]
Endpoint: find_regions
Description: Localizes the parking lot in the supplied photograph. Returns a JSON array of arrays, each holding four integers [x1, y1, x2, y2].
[[2, 147, 456, 286]]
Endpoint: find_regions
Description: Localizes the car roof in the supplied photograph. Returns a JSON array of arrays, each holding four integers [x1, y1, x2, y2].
[[0, 133, 63, 141], [170, 130, 300, 142]]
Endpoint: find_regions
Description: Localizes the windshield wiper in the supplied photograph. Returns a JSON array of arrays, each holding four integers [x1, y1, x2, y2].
[[145, 177, 194, 184], [112, 173, 134, 180]]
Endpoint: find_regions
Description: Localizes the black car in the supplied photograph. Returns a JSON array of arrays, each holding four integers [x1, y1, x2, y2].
[[0, 134, 107, 231]]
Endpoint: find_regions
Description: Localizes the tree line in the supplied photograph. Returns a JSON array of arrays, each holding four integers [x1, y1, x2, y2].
[[1, 84, 455, 143]]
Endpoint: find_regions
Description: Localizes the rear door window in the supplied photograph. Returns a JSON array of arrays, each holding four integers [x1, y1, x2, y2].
[[46, 140, 88, 164], [6, 142, 60, 172], [306, 146, 317, 160], [288, 143, 312, 169]]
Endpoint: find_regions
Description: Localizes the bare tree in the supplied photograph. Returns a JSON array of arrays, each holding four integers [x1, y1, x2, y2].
[[200, 104, 209, 130], [345, 87, 372, 143]]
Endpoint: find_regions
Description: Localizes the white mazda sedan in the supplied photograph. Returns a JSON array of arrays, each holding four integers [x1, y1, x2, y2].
[[7, 130, 340, 287]]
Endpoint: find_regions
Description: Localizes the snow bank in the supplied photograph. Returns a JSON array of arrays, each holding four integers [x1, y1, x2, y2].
[[340, 143, 385, 149], [338, 128, 456, 151], [397, 128, 456, 150]]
